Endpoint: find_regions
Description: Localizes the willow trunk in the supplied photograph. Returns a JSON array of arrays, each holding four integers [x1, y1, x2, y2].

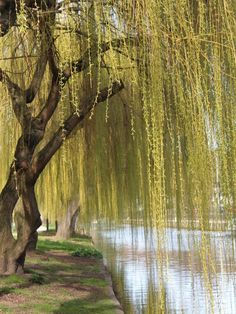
[[0, 169, 41, 274]]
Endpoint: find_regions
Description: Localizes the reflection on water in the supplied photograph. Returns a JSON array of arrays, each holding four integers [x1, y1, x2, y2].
[[92, 225, 236, 313]]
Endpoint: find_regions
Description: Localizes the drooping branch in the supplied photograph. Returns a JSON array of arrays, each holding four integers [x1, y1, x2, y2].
[[32, 80, 124, 179], [1, 34, 129, 180], [37, 37, 131, 125], [0, 30, 130, 179], [61, 37, 136, 83]]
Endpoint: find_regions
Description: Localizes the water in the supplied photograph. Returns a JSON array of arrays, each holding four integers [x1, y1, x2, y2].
[[92, 225, 236, 314]]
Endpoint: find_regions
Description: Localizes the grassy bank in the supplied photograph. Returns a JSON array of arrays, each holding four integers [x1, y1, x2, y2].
[[0, 234, 122, 314]]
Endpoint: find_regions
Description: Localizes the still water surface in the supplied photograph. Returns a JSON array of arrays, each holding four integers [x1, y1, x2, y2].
[[92, 225, 236, 314]]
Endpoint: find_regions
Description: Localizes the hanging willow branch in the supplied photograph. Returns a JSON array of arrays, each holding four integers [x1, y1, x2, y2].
[[32, 80, 124, 178], [61, 37, 136, 83]]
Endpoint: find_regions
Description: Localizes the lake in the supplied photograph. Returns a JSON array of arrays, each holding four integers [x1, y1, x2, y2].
[[92, 225, 236, 313]]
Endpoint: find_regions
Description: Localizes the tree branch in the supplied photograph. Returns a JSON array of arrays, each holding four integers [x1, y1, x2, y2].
[[32, 80, 124, 179], [25, 41, 48, 103], [36, 77, 60, 126], [0, 69, 31, 126], [0, 41, 48, 124], [61, 37, 136, 83], [0, 30, 51, 122], [34, 39, 60, 126], [37, 37, 132, 125]]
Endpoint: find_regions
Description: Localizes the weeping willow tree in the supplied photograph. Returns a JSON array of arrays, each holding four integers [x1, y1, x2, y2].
[[0, 0, 235, 282]]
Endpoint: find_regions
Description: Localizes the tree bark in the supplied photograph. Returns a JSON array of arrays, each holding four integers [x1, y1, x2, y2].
[[14, 208, 39, 252], [0, 182, 41, 274], [0, 169, 21, 274]]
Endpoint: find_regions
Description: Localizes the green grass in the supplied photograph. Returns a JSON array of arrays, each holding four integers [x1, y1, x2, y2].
[[37, 236, 103, 259], [37, 239, 80, 252], [79, 278, 107, 288], [29, 272, 45, 284], [0, 286, 14, 295], [0, 274, 27, 286], [0, 274, 28, 300], [54, 298, 117, 314], [71, 246, 103, 258], [0, 236, 119, 314], [0, 305, 12, 313], [72, 234, 92, 241]]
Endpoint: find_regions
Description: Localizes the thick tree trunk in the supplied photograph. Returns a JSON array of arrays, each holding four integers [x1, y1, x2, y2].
[[0, 169, 41, 274], [0, 170, 21, 274], [56, 200, 80, 239], [26, 232, 38, 251], [15, 212, 39, 251]]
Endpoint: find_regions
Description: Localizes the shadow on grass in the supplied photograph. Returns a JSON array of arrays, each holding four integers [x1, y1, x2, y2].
[[39, 230, 57, 237], [25, 259, 105, 288], [0, 273, 31, 295], [53, 297, 119, 314], [0, 286, 15, 296]]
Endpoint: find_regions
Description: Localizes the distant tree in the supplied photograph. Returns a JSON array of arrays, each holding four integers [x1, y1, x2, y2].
[[56, 199, 80, 239]]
